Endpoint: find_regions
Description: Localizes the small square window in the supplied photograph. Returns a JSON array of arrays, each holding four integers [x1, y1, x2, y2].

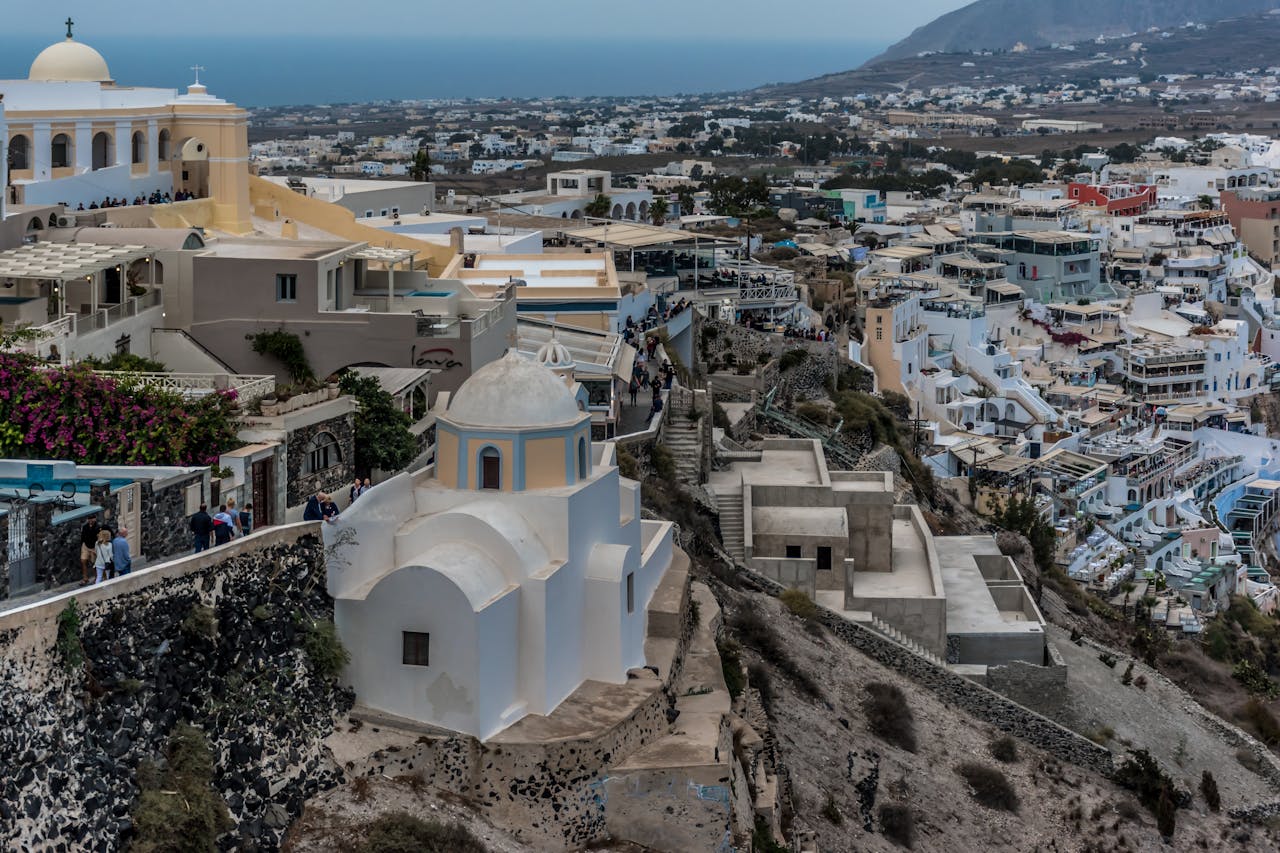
[[275, 273, 298, 302], [402, 631, 430, 666], [785, 545, 802, 559]]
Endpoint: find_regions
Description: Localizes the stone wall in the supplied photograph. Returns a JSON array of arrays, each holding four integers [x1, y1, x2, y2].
[[734, 567, 1114, 776], [31, 499, 102, 588], [285, 412, 355, 508], [0, 524, 352, 852], [984, 653, 1070, 708], [133, 472, 204, 561]]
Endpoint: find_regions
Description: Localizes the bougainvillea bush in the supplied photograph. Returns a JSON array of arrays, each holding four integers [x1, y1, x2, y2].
[[0, 353, 240, 466]]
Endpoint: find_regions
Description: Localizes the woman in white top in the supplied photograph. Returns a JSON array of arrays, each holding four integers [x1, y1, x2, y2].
[[93, 529, 113, 584]]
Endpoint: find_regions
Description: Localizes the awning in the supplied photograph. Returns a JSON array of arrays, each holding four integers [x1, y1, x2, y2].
[[0, 241, 151, 280]]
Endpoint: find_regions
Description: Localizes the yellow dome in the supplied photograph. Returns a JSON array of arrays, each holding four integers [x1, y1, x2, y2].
[[29, 38, 112, 83]]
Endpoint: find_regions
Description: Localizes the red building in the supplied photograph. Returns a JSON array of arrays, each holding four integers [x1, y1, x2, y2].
[[1067, 182, 1157, 216]]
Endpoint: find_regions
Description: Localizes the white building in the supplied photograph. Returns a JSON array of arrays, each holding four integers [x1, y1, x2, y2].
[[326, 346, 676, 740]]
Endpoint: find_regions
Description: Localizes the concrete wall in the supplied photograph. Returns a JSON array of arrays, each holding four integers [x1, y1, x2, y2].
[[750, 556, 817, 598]]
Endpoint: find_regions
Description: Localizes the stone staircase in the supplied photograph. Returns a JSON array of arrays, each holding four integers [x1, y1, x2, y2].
[[716, 487, 745, 561], [868, 614, 945, 667], [661, 388, 704, 484]]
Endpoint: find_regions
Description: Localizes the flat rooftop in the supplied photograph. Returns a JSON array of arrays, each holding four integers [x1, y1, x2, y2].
[[752, 506, 847, 539], [708, 444, 825, 489], [938, 536, 1041, 636], [851, 518, 935, 598], [201, 239, 350, 260]]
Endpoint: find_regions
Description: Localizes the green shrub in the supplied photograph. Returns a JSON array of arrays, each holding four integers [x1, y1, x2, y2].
[[712, 402, 730, 430], [717, 636, 745, 700], [650, 444, 676, 481], [863, 682, 917, 753], [131, 725, 232, 853], [340, 372, 417, 474], [751, 817, 788, 853], [878, 802, 916, 849], [360, 811, 488, 853], [779, 588, 818, 621], [989, 736, 1020, 764], [1233, 659, 1280, 698], [1200, 770, 1221, 812], [251, 604, 273, 622], [778, 349, 808, 371], [821, 791, 842, 824], [956, 762, 1019, 812], [181, 604, 218, 640], [55, 599, 85, 674], [1113, 748, 1181, 836], [795, 401, 833, 425], [616, 446, 640, 480], [82, 351, 167, 373], [251, 327, 314, 383], [304, 618, 350, 680], [1244, 697, 1280, 745]]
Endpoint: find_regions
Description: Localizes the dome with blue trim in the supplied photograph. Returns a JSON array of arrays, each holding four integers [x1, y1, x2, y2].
[[446, 350, 581, 428]]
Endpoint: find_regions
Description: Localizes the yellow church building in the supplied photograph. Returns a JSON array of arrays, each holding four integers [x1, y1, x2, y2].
[[2, 21, 251, 232]]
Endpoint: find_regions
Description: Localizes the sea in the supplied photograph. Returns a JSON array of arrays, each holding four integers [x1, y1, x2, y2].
[[0, 36, 884, 107]]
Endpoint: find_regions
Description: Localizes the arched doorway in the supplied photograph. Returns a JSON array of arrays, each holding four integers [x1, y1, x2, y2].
[[610, 203, 623, 219], [8, 135, 30, 171], [175, 137, 209, 197], [639, 200, 649, 221], [92, 132, 113, 170], [625, 202, 636, 220]]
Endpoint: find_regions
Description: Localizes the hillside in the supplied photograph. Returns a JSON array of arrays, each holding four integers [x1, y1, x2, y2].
[[757, 11, 1280, 98], [872, 0, 1279, 65]]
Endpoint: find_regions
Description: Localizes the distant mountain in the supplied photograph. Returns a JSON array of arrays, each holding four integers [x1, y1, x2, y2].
[[871, 0, 1280, 65], [755, 10, 1280, 98]]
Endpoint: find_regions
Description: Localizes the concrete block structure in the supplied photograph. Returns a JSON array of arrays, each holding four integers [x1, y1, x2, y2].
[[709, 439, 1048, 668]]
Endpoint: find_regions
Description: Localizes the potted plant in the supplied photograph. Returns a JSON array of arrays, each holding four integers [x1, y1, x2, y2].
[[260, 394, 280, 416]]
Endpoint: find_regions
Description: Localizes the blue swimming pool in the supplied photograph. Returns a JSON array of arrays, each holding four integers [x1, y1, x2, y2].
[[0, 296, 38, 305], [407, 291, 452, 298]]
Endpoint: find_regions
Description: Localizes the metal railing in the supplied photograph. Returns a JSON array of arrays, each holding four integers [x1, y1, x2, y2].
[[92, 371, 276, 402]]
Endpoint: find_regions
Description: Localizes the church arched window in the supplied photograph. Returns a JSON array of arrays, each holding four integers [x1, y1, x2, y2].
[[9, 135, 30, 171], [480, 446, 502, 490], [303, 431, 342, 475], [131, 131, 146, 165], [577, 436, 588, 480], [158, 129, 171, 161], [51, 133, 71, 169]]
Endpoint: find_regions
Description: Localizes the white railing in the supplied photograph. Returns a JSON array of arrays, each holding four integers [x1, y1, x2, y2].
[[92, 371, 276, 401]]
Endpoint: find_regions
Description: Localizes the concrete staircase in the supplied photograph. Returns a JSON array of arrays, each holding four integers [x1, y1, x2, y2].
[[661, 389, 704, 484], [716, 487, 745, 561], [868, 614, 946, 667]]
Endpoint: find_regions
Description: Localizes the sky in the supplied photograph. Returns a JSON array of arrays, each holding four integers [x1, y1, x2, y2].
[[12, 0, 973, 42]]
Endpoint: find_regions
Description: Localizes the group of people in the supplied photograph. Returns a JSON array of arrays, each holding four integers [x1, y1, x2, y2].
[[348, 478, 373, 502], [76, 189, 198, 211], [78, 515, 132, 586], [188, 498, 253, 553], [303, 491, 341, 524]]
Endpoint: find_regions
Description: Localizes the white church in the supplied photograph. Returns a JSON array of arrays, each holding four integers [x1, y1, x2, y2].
[[325, 342, 677, 740]]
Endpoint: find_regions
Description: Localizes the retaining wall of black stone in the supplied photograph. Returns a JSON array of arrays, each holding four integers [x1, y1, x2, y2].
[[0, 524, 352, 852]]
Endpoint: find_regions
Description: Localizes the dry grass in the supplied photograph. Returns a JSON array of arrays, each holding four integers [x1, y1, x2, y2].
[[956, 762, 1020, 812], [863, 682, 917, 753]]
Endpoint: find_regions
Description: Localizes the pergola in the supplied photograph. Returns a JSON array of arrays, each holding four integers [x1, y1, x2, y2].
[[346, 245, 418, 303], [561, 222, 736, 275], [0, 241, 155, 321]]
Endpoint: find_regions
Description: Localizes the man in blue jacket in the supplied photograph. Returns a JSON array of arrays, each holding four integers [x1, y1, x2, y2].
[[112, 527, 132, 576]]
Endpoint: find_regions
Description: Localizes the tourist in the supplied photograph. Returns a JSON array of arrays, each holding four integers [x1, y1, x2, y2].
[[240, 503, 253, 535], [189, 504, 213, 553], [225, 496, 241, 538], [362, 477, 372, 495], [320, 493, 341, 524], [648, 389, 664, 425], [629, 375, 640, 406], [303, 491, 324, 521], [79, 515, 102, 585], [112, 527, 132, 576], [93, 529, 114, 584], [348, 479, 363, 503], [212, 505, 235, 546]]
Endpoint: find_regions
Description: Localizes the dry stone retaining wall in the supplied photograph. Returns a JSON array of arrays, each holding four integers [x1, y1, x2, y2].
[[0, 525, 352, 852]]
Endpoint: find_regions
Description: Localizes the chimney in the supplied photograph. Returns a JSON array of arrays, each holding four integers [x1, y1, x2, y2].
[[449, 226, 464, 255]]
